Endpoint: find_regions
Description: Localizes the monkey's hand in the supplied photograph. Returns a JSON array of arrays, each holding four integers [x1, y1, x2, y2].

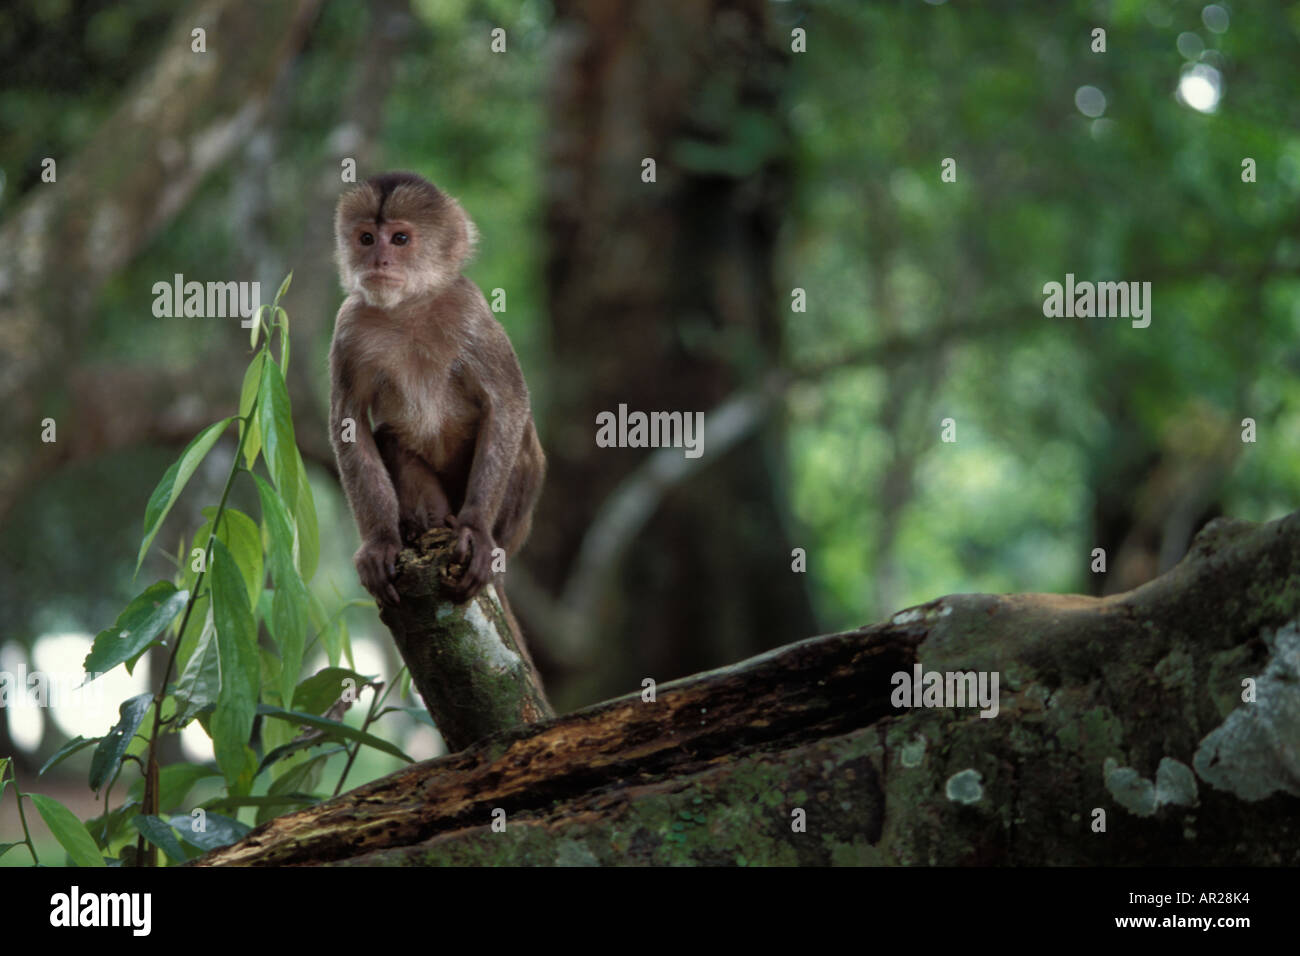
[[354, 536, 402, 606], [449, 520, 495, 602]]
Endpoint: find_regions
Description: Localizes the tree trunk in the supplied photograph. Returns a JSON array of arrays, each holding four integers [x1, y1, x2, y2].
[[0, 0, 319, 524], [532, 0, 817, 696]]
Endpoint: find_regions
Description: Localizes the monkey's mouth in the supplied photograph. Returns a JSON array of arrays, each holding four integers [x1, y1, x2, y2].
[[362, 271, 403, 285]]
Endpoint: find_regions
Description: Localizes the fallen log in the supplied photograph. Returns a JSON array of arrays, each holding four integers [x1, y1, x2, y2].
[[196, 513, 1300, 865]]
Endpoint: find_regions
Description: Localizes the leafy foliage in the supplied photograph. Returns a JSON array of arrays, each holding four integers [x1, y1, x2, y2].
[[4, 281, 418, 866], [783, 1, 1300, 622]]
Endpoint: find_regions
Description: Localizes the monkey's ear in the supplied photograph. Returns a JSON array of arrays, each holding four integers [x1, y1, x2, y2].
[[445, 198, 479, 265], [461, 208, 480, 259]]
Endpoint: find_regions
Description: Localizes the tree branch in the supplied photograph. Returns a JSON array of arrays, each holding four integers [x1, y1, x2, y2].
[[518, 317, 1033, 665], [195, 509, 1300, 866], [381, 529, 553, 752]]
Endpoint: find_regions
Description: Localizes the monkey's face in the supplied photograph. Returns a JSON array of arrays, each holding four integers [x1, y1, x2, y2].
[[344, 219, 422, 308], [335, 173, 478, 310]]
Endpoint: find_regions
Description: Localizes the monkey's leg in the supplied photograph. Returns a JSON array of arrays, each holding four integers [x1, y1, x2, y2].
[[492, 434, 545, 555], [399, 461, 453, 545], [375, 426, 453, 544]]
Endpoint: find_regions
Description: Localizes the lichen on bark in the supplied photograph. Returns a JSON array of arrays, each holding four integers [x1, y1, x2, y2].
[[379, 528, 553, 753]]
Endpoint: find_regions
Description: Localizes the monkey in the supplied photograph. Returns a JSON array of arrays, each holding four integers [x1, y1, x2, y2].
[[328, 171, 545, 609]]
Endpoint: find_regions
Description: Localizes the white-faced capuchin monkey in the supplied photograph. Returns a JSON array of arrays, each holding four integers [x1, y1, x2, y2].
[[329, 171, 544, 608]]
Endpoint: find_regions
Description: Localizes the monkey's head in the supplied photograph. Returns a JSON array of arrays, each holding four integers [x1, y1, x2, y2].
[[334, 171, 478, 309]]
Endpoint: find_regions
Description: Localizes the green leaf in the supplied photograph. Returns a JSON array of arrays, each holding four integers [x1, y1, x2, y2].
[[238, 349, 265, 469], [272, 271, 292, 307], [340, 615, 354, 669], [257, 587, 275, 629], [393, 705, 438, 729], [318, 594, 341, 666], [257, 705, 413, 764], [253, 473, 308, 702], [256, 734, 341, 777], [0, 756, 8, 802], [271, 588, 309, 702], [269, 748, 340, 794], [277, 307, 290, 373], [180, 520, 212, 598], [239, 346, 265, 420], [253, 471, 294, 582], [29, 793, 106, 867], [89, 693, 152, 792], [190, 507, 263, 612], [201, 794, 316, 814], [0, 842, 21, 860], [293, 455, 319, 581], [207, 506, 263, 611], [262, 648, 288, 718], [136, 418, 233, 573], [291, 667, 370, 717], [172, 590, 209, 668], [228, 748, 259, 798], [246, 402, 262, 469], [127, 763, 220, 813], [131, 814, 193, 864], [84, 800, 140, 847], [83, 582, 188, 681], [38, 736, 100, 776], [258, 357, 299, 513], [258, 749, 338, 824], [210, 538, 260, 789], [173, 604, 219, 723], [168, 811, 251, 852]]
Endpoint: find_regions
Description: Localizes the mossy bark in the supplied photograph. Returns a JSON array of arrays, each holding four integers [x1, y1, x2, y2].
[[196, 513, 1300, 866], [380, 529, 553, 753]]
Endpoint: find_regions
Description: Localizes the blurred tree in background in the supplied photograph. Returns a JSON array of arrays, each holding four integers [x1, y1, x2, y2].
[[1, 0, 1297, 836]]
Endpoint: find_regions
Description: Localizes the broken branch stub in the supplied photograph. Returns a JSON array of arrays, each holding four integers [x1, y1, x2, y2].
[[379, 528, 553, 752]]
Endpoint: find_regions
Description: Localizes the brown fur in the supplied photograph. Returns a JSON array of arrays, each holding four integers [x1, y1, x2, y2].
[[329, 172, 544, 605]]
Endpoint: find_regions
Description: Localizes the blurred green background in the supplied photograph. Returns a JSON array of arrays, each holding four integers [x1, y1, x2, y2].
[[2, 0, 1297, 859]]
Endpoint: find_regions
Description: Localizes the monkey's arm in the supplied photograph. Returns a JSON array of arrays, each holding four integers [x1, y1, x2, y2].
[[459, 395, 527, 531], [330, 346, 402, 604], [450, 344, 531, 599]]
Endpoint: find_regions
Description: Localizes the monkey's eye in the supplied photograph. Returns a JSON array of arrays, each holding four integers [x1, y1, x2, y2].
[[359, 232, 375, 246], [392, 232, 409, 246]]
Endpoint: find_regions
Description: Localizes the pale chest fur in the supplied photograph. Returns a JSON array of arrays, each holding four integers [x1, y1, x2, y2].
[[348, 320, 480, 465]]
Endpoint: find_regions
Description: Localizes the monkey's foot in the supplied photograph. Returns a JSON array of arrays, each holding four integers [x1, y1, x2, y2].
[[399, 516, 428, 545]]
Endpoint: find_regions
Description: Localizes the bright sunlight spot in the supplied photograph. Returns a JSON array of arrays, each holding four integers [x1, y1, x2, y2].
[[1177, 63, 1222, 113]]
